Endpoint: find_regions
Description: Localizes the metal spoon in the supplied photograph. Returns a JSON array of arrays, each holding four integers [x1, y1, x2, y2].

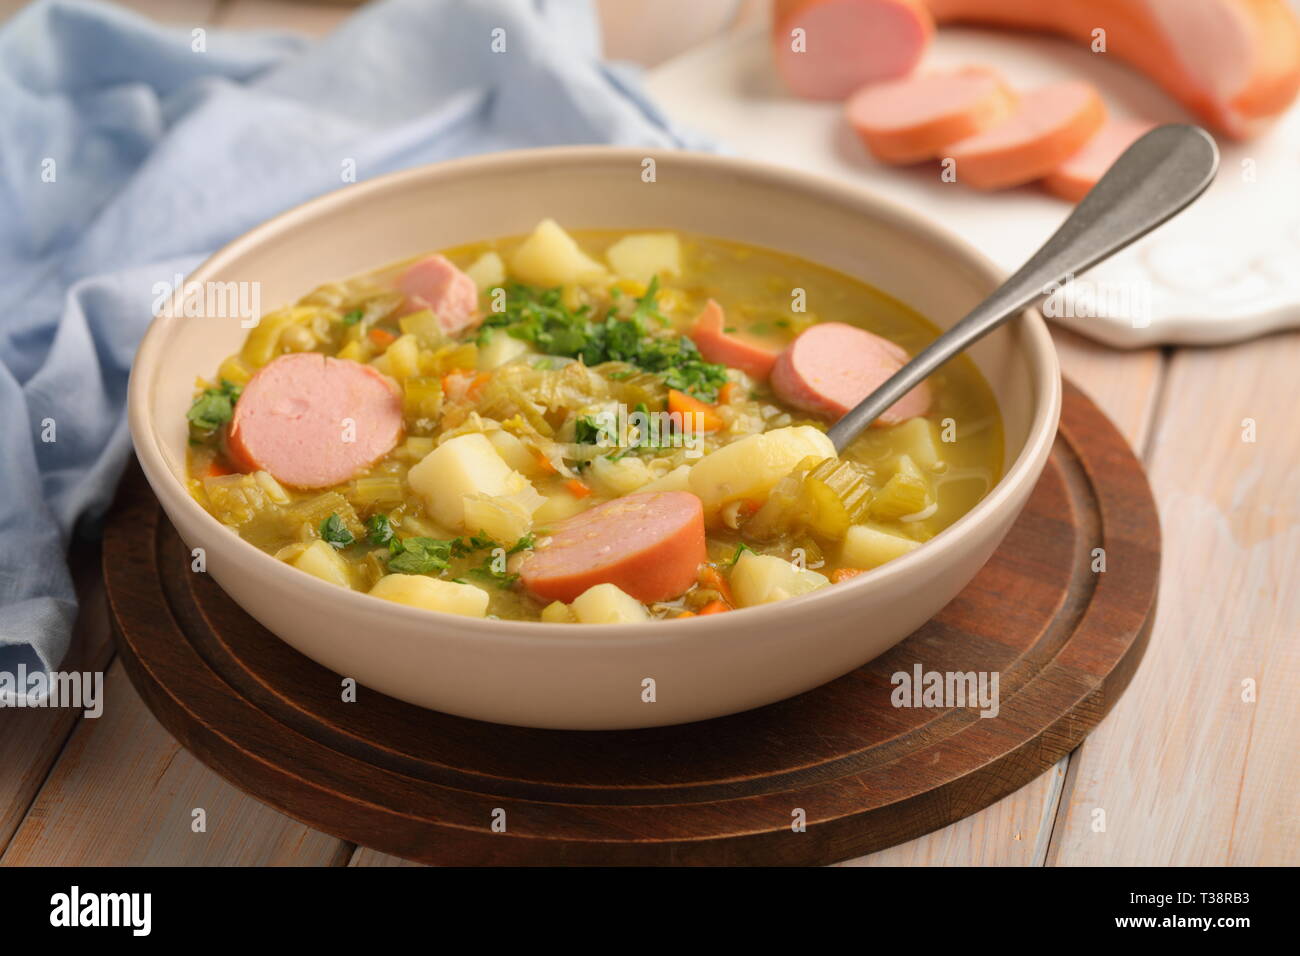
[[827, 124, 1219, 452]]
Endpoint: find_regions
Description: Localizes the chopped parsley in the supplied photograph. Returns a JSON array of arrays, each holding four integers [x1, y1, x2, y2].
[[383, 531, 532, 579], [387, 537, 453, 574], [450, 532, 496, 558], [574, 415, 608, 445], [342, 308, 363, 326], [479, 281, 728, 400], [365, 514, 395, 548], [319, 514, 355, 550], [186, 379, 243, 436]]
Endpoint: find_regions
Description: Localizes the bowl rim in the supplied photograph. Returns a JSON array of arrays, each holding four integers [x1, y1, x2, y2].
[[128, 145, 1061, 649]]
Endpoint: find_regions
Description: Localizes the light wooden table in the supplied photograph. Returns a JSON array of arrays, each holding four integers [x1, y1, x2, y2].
[[1, 0, 1295, 867]]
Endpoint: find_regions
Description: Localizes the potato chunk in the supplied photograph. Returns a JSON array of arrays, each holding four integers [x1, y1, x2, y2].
[[840, 523, 921, 570], [688, 426, 836, 513], [463, 493, 534, 543], [729, 550, 829, 608], [408, 433, 542, 530], [477, 331, 533, 370], [369, 574, 490, 617], [587, 455, 653, 496], [292, 539, 353, 589], [464, 250, 506, 292], [571, 583, 650, 624], [639, 464, 692, 494], [509, 219, 606, 287], [605, 233, 681, 284]]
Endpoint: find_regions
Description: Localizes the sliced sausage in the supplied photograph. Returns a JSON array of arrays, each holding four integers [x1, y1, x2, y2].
[[947, 81, 1106, 189], [227, 352, 403, 489], [922, 0, 1300, 139], [772, 0, 934, 100], [519, 491, 706, 604], [688, 299, 779, 380], [396, 254, 480, 335], [1041, 119, 1155, 201], [846, 66, 1018, 164], [770, 322, 931, 425]]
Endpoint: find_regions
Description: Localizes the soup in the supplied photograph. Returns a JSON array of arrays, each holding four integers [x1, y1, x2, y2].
[[185, 221, 1002, 623]]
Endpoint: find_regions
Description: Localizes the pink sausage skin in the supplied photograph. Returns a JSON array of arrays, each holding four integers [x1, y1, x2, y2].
[[1042, 119, 1155, 202], [519, 492, 707, 604], [771, 322, 931, 425], [689, 299, 779, 381], [396, 254, 480, 334], [227, 353, 403, 489]]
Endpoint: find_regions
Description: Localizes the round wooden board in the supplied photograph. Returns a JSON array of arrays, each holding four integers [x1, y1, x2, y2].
[[104, 381, 1159, 866]]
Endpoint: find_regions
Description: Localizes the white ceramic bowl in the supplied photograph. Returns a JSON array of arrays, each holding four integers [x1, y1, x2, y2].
[[128, 147, 1060, 730]]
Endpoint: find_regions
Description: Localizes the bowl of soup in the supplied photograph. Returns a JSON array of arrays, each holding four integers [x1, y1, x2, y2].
[[128, 146, 1060, 729]]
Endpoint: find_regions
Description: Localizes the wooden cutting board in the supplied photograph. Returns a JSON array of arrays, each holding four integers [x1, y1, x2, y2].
[[104, 380, 1158, 866]]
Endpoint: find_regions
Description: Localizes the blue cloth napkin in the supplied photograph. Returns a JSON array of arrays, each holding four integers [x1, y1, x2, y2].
[[0, 0, 713, 698]]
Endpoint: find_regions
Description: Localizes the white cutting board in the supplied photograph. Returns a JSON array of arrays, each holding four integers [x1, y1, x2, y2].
[[644, 22, 1300, 347]]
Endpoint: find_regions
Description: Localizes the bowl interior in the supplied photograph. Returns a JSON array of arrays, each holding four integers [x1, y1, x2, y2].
[[138, 150, 1041, 494]]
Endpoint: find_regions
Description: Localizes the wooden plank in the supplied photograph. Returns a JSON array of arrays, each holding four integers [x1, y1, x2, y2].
[[0, 661, 349, 866], [1050, 326, 1166, 455], [838, 761, 1067, 865], [1047, 330, 1300, 865], [0, 549, 114, 851], [349, 846, 423, 867]]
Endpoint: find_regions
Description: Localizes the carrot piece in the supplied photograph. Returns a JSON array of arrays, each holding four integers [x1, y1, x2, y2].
[[668, 389, 724, 432], [831, 568, 868, 584], [467, 371, 492, 398], [675, 610, 697, 619], [367, 326, 397, 348], [565, 478, 593, 499], [698, 600, 731, 615], [532, 449, 559, 475], [718, 382, 739, 404], [697, 564, 734, 607], [205, 460, 234, 478]]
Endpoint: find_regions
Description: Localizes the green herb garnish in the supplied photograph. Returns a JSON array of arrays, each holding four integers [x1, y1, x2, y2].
[[480, 282, 729, 400], [319, 514, 355, 550], [365, 514, 395, 548], [387, 537, 453, 574], [186, 379, 243, 435], [574, 415, 607, 445], [342, 308, 363, 326]]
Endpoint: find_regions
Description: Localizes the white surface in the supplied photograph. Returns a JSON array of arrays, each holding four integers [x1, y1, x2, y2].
[[645, 23, 1300, 347]]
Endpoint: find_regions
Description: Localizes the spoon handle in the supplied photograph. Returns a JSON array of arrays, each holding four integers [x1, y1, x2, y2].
[[827, 123, 1219, 452]]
